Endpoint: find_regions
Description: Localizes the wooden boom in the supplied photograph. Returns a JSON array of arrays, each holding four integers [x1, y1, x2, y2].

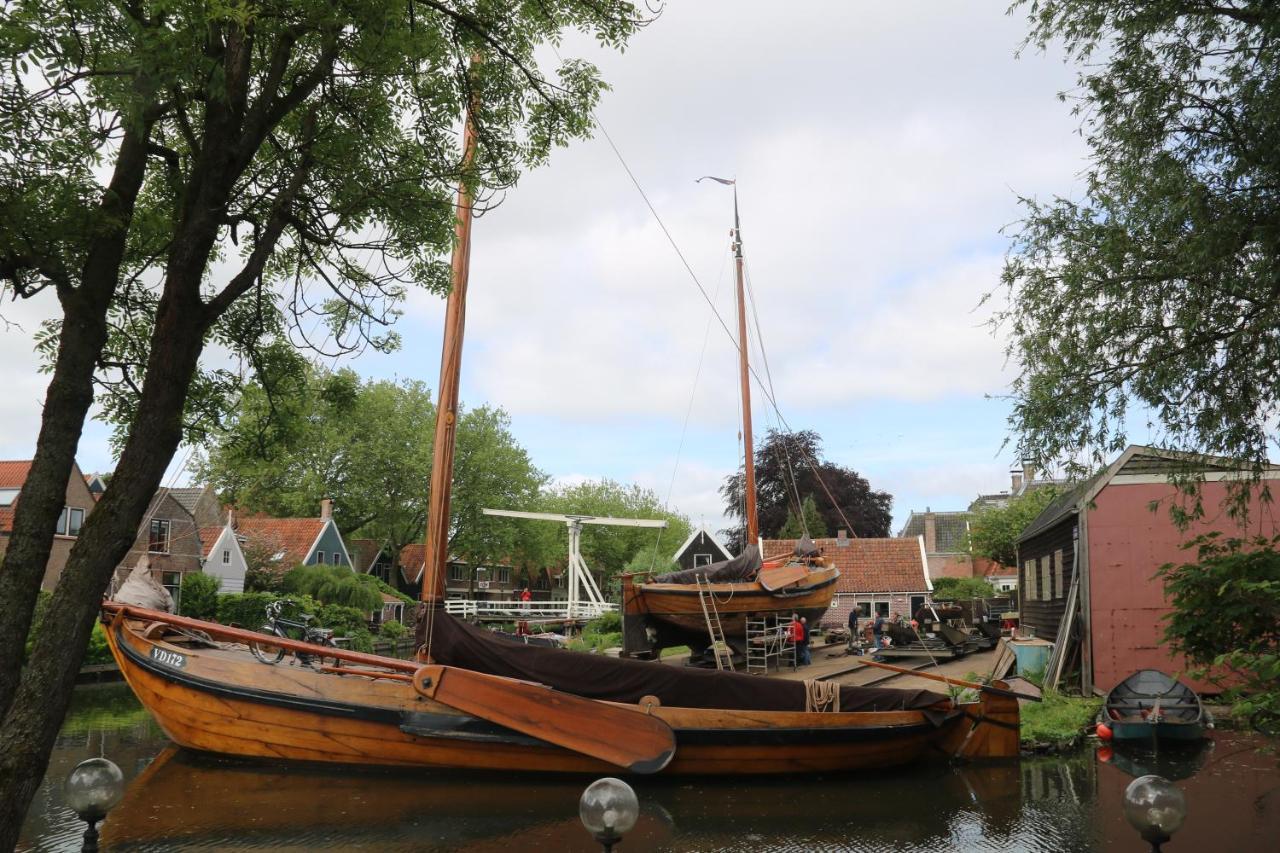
[[855, 657, 1042, 703]]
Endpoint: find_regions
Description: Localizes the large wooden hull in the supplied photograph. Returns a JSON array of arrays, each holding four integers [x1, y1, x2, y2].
[[621, 568, 838, 653], [104, 611, 1019, 774]]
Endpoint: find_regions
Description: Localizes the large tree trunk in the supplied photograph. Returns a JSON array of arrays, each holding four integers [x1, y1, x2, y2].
[[0, 125, 152, 718], [0, 286, 207, 851]]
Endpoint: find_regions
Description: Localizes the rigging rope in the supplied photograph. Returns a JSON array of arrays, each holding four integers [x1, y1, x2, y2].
[[804, 679, 841, 713]]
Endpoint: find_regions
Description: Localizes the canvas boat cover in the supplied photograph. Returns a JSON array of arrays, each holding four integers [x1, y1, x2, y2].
[[650, 543, 764, 585], [425, 609, 946, 713]]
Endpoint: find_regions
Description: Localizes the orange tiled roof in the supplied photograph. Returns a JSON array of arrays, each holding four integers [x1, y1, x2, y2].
[[763, 536, 930, 594], [981, 558, 1017, 578], [399, 543, 426, 584], [0, 460, 34, 534], [198, 526, 227, 559], [236, 516, 325, 569]]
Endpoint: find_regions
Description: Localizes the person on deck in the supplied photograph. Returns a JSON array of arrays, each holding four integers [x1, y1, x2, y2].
[[799, 617, 811, 666], [873, 612, 886, 650], [847, 608, 860, 654], [788, 614, 804, 667]]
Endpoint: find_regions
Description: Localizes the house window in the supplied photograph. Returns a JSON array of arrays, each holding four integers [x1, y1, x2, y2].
[[0, 488, 18, 506], [875, 602, 890, 617], [448, 564, 466, 582], [222, 549, 231, 565], [162, 572, 181, 607], [148, 519, 171, 553], [497, 567, 511, 584], [315, 551, 326, 565], [1024, 558, 1036, 601], [1040, 557, 1051, 602], [693, 553, 712, 567], [1053, 549, 1065, 600], [857, 602, 872, 618], [55, 507, 85, 536]]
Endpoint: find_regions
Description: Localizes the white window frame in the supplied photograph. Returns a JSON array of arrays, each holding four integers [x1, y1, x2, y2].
[[693, 553, 713, 567], [315, 551, 326, 565]]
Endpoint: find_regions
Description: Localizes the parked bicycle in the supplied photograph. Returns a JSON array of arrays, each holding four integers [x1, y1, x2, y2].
[[249, 599, 339, 667]]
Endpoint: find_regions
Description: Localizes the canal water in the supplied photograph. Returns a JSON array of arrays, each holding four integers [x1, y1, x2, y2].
[[17, 683, 1280, 851]]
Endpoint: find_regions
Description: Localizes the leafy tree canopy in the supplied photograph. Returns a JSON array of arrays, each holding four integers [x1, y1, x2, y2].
[[191, 365, 545, 574], [721, 429, 891, 552], [777, 494, 828, 540], [999, 1, 1280, 515], [966, 487, 1060, 567]]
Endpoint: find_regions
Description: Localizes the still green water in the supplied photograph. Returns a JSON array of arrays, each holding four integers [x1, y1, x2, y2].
[[17, 683, 1280, 851]]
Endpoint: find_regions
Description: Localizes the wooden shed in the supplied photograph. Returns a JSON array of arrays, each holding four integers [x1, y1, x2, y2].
[[1017, 445, 1280, 695]]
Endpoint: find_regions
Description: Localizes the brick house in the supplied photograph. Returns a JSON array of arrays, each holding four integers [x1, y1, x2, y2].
[[763, 534, 933, 628], [0, 459, 98, 590], [235, 499, 352, 582], [116, 486, 226, 603], [395, 543, 520, 601]]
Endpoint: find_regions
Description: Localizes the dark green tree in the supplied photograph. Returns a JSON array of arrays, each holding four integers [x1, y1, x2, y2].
[[998, 1, 1280, 515], [721, 429, 891, 552], [776, 494, 829, 540], [966, 487, 1060, 567], [0, 2, 652, 842], [178, 573, 221, 621]]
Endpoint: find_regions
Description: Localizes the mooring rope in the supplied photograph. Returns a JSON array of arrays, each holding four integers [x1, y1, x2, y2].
[[805, 678, 841, 713]]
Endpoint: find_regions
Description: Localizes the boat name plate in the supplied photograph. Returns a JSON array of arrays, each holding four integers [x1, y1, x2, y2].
[[150, 647, 187, 669]]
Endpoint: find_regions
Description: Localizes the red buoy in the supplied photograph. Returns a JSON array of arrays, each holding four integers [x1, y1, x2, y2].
[[1097, 745, 1113, 763], [1096, 722, 1113, 741]]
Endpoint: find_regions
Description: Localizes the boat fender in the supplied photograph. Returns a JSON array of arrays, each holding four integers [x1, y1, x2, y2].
[[1096, 722, 1113, 741], [639, 694, 661, 714]]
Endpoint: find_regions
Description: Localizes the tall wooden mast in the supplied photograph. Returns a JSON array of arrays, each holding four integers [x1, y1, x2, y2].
[[731, 186, 758, 548], [421, 100, 479, 605]]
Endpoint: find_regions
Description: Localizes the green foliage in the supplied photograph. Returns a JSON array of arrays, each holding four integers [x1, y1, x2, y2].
[[622, 548, 679, 576], [1157, 533, 1280, 723], [283, 564, 383, 613], [1020, 690, 1102, 748], [589, 611, 622, 633], [966, 487, 1060, 566], [931, 576, 998, 601], [178, 574, 221, 621], [999, 2, 1280, 515], [316, 603, 370, 637], [3, 0, 653, 447], [379, 620, 408, 641], [567, 617, 623, 653], [216, 592, 292, 628], [84, 622, 112, 666], [722, 429, 891, 552], [777, 494, 829, 540]]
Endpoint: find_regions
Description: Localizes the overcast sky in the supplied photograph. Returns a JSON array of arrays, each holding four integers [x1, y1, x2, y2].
[[0, 1, 1092, 537]]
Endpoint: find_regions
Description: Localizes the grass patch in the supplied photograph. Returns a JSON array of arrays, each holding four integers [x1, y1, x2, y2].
[[1020, 690, 1102, 749], [661, 645, 690, 658], [567, 615, 623, 653]]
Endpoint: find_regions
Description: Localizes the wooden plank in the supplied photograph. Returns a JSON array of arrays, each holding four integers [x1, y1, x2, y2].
[[412, 664, 676, 773], [758, 565, 809, 591]]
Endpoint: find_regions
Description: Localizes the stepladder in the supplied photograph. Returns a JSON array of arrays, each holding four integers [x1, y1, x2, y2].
[[695, 574, 734, 671]]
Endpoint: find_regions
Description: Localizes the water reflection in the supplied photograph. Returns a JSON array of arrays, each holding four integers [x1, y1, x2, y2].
[[18, 684, 1280, 852]]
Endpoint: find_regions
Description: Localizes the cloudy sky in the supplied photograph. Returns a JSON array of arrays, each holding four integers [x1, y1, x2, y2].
[[0, 1, 1092, 535]]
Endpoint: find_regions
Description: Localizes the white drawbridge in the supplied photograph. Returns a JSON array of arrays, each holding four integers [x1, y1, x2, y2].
[[451, 509, 667, 621]]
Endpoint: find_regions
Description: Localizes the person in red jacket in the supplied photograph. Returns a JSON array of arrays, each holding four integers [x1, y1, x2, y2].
[[788, 614, 805, 667], [519, 587, 532, 611]]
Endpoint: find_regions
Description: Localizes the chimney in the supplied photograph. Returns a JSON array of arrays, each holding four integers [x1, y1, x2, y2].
[[1010, 469, 1024, 493], [1023, 460, 1036, 485], [226, 507, 235, 527], [320, 498, 333, 520], [923, 512, 937, 554]]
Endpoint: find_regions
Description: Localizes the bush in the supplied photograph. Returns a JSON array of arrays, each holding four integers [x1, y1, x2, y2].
[[283, 564, 382, 613], [589, 611, 621, 633], [316, 603, 370, 637], [84, 622, 112, 666], [217, 592, 285, 628], [346, 628, 375, 653], [379, 620, 408, 641], [931, 577, 997, 601], [179, 573, 220, 620]]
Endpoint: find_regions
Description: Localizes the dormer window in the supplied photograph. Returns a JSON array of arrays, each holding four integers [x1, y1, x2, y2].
[[0, 488, 18, 506]]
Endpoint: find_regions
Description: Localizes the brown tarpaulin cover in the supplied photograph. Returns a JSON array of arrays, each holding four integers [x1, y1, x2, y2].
[[426, 611, 946, 712], [650, 543, 763, 585]]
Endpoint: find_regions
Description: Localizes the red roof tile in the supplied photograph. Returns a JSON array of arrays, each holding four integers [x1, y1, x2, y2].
[[236, 516, 325, 571], [763, 537, 930, 594], [198, 526, 227, 559], [0, 460, 34, 534]]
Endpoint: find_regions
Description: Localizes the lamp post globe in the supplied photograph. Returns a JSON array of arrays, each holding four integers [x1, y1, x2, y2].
[[65, 757, 125, 853], [1122, 774, 1187, 852], [579, 777, 639, 852]]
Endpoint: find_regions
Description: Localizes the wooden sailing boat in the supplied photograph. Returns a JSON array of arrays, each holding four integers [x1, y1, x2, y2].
[[101, 100, 1022, 775], [621, 181, 838, 659]]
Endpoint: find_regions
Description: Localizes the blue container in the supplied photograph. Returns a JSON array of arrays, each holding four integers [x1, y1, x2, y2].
[[1011, 641, 1051, 677]]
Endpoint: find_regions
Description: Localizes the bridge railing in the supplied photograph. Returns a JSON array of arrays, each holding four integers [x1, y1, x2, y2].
[[443, 599, 618, 621]]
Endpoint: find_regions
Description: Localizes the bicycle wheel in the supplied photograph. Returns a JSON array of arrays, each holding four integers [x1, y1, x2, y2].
[[249, 627, 286, 664]]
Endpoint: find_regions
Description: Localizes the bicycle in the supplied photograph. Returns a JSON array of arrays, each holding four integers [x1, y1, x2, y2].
[[249, 599, 339, 667]]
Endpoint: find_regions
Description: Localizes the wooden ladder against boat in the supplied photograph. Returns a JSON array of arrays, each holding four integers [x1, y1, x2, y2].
[[696, 575, 734, 672]]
